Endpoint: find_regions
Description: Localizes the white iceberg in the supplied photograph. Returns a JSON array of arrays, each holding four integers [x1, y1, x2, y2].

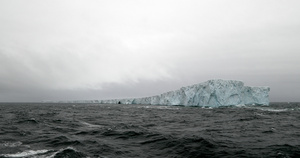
[[100, 79, 270, 107]]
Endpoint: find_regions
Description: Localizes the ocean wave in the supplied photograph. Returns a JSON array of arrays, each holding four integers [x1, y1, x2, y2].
[[0, 147, 88, 158], [1, 102, 300, 157], [0, 149, 49, 158], [48, 147, 86, 158]]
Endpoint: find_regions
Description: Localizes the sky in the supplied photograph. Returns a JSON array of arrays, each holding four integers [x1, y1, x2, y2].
[[0, 0, 300, 102]]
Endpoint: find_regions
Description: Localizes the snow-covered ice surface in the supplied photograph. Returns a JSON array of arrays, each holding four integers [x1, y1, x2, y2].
[[100, 79, 270, 107]]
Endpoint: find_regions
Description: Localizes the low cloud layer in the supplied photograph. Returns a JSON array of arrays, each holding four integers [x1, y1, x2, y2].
[[0, 0, 300, 102]]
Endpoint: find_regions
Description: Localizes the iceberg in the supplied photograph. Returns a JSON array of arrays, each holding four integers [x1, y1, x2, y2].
[[99, 79, 270, 107]]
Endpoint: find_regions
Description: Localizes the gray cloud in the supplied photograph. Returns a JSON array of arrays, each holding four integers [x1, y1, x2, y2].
[[0, 0, 300, 102]]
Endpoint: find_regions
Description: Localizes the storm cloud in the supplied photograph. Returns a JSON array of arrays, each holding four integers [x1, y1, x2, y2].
[[0, 0, 300, 102]]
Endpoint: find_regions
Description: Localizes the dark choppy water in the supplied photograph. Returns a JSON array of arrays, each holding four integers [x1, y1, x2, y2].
[[0, 102, 300, 158]]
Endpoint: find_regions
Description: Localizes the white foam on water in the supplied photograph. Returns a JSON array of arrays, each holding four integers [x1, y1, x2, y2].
[[80, 121, 102, 128], [156, 106, 180, 110], [263, 108, 289, 112], [141, 105, 180, 110], [255, 108, 289, 112], [2, 147, 87, 158], [1, 149, 49, 157], [0, 141, 22, 147]]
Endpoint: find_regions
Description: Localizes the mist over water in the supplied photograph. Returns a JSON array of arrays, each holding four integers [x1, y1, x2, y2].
[[0, 103, 300, 158]]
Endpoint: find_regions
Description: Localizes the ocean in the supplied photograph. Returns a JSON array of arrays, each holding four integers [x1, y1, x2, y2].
[[0, 102, 299, 158]]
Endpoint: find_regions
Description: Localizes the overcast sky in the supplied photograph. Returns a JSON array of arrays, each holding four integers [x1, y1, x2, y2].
[[0, 0, 300, 102]]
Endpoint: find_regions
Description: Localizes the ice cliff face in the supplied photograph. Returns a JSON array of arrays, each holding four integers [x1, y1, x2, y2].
[[99, 79, 270, 107]]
